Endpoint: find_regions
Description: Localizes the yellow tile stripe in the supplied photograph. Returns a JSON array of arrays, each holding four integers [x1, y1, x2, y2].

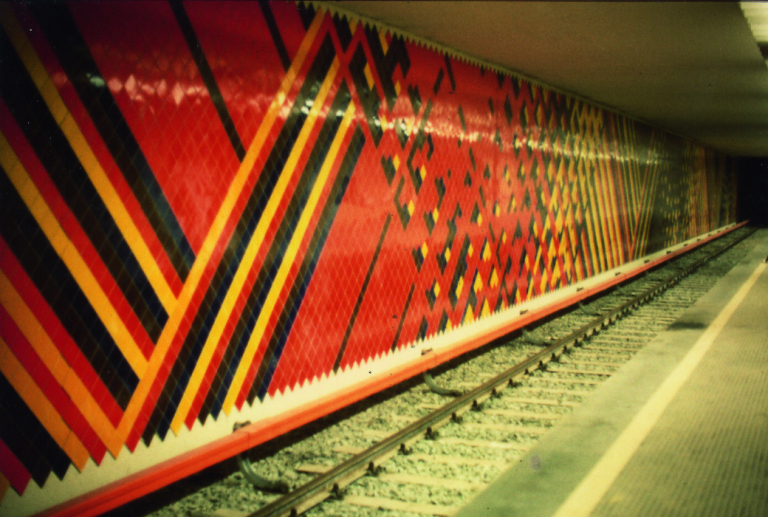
[[604, 151, 625, 263], [579, 160, 602, 274], [169, 57, 344, 433], [221, 91, 357, 416], [632, 129, 657, 255], [0, 5, 177, 311], [0, 337, 90, 471], [1, 133, 148, 378], [115, 10, 327, 445], [619, 121, 640, 246], [597, 150, 620, 268], [634, 144, 661, 255], [618, 117, 640, 248], [585, 142, 611, 271], [0, 273, 123, 457], [606, 126, 632, 260]]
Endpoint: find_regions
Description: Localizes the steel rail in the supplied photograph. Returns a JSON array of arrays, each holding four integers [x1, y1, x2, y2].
[[247, 227, 756, 517]]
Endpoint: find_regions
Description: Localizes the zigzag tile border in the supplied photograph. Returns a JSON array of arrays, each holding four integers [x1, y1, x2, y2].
[[0, 1, 737, 514]]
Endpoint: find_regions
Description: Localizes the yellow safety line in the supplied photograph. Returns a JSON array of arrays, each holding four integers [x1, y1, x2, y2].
[[220, 87, 356, 417], [169, 58, 344, 433], [115, 9, 327, 445], [0, 5, 178, 311], [0, 273, 123, 457], [553, 261, 767, 517], [0, 134, 148, 378], [0, 337, 90, 471]]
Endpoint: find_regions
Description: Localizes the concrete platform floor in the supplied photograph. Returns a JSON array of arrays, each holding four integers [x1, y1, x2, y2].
[[457, 230, 768, 517]]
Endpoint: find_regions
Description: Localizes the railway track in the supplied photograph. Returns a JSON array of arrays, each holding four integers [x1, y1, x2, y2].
[[123, 227, 761, 517]]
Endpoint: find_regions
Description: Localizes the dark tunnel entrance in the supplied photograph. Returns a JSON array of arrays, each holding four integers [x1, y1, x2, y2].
[[738, 157, 768, 226]]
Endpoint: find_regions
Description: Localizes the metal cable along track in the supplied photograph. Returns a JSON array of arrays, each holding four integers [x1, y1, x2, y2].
[[241, 228, 756, 517]]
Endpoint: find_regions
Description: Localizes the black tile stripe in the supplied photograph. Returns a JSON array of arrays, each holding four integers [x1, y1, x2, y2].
[[157, 70, 349, 439], [349, 43, 384, 147], [433, 67, 444, 96], [332, 12, 353, 52], [297, 0, 316, 31], [0, 26, 168, 343], [444, 53, 456, 92], [332, 214, 392, 373], [363, 25, 410, 112], [142, 35, 337, 444], [0, 372, 71, 486], [30, 3, 195, 281], [449, 236, 471, 308], [0, 403, 50, 488], [390, 284, 415, 352], [206, 71, 350, 416], [247, 122, 365, 404], [0, 166, 137, 407], [259, 0, 292, 72], [170, 0, 246, 161], [405, 99, 434, 194]]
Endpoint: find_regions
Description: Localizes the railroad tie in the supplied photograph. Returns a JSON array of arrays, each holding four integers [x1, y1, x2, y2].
[[377, 473, 485, 491], [437, 437, 527, 450], [565, 359, 624, 368], [345, 495, 459, 516], [581, 345, 640, 353], [483, 409, 561, 420], [463, 422, 549, 434], [516, 387, 593, 397], [527, 377, 600, 385], [504, 397, 579, 407], [404, 453, 508, 468], [547, 367, 614, 376]]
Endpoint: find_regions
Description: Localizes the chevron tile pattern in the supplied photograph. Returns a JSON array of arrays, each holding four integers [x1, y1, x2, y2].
[[0, 1, 736, 511]]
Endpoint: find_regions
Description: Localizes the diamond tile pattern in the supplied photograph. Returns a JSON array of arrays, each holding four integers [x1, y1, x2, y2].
[[0, 1, 737, 512]]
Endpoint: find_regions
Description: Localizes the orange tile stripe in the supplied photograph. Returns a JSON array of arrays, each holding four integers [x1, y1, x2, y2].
[[580, 160, 604, 274], [606, 124, 633, 261], [619, 117, 640, 247], [0, 337, 90, 471], [598, 148, 621, 267], [638, 155, 661, 253], [115, 9, 327, 446], [630, 121, 654, 255], [0, 273, 123, 457], [0, 4, 178, 312], [602, 140, 624, 265], [593, 140, 618, 270], [221, 72, 356, 418], [589, 143, 612, 270], [170, 55, 344, 433], [0, 132, 149, 378]]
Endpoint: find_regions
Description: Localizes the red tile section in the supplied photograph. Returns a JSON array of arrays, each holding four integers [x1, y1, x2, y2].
[[69, 1, 241, 254]]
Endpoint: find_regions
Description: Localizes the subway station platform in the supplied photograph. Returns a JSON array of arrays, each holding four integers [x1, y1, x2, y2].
[[458, 230, 768, 517]]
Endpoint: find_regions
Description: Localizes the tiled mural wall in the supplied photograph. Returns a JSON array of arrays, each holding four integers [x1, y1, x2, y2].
[[0, 1, 737, 512]]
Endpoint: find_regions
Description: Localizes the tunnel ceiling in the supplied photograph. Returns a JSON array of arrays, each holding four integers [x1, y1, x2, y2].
[[332, 1, 768, 157]]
